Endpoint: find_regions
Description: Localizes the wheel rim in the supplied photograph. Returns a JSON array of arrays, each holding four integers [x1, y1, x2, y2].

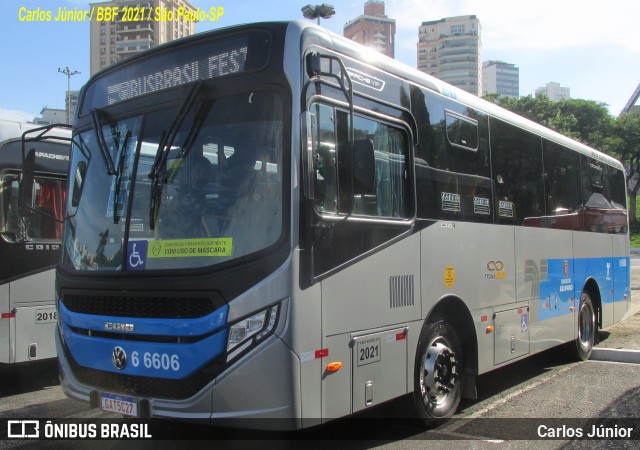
[[419, 339, 459, 410], [578, 298, 594, 353]]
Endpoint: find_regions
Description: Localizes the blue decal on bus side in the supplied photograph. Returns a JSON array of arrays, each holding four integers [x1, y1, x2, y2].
[[537, 256, 629, 322]]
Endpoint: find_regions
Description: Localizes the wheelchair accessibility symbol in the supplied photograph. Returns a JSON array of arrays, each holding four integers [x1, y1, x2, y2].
[[127, 241, 148, 270], [521, 313, 529, 333]]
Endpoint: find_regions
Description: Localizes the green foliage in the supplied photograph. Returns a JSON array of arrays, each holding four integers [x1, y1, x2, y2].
[[612, 111, 640, 161], [483, 94, 614, 151], [631, 232, 640, 248]]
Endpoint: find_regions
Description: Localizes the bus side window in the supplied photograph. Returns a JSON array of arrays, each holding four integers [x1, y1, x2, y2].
[[311, 103, 338, 214], [0, 175, 23, 242], [415, 89, 492, 223], [490, 118, 544, 225], [310, 103, 410, 219], [351, 115, 409, 219], [540, 140, 582, 230], [27, 178, 67, 241]]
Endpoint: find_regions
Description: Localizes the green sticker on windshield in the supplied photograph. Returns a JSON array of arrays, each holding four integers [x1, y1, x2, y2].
[[147, 238, 232, 258]]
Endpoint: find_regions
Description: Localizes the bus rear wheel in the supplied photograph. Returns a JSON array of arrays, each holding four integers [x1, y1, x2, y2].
[[574, 292, 596, 361], [413, 317, 463, 424]]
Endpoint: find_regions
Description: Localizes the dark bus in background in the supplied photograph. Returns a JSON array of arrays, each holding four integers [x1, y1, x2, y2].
[[0, 120, 70, 364]]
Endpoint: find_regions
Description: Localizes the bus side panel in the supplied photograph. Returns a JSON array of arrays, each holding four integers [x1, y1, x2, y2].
[[420, 222, 515, 375], [612, 234, 630, 324], [0, 283, 10, 363], [573, 232, 614, 329], [9, 269, 57, 362], [515, 227, 574, 354], [291, 250, 323, 426], [320, 233, 420, 418]]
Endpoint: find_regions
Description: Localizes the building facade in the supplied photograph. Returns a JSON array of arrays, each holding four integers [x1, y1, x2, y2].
[[89, 0, 197, 75], [535, 82, 570, 102], [344, 1, 396, 58], [33, 107, 67, 126], [482, 60, 519, 98], [417, 15, 481, 96]]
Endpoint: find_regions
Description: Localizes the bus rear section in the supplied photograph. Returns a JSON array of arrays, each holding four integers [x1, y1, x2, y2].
[[0, 122, 70, 364]]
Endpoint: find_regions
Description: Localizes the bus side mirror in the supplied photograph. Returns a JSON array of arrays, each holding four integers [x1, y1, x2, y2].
[[353, 139, 375, 196], [20, 148, 36, 217]]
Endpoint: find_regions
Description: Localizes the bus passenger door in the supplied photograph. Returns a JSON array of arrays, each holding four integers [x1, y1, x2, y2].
[[304, 102, 417, 418]]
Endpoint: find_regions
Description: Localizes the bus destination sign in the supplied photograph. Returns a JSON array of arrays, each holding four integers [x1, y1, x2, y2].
[[106, 47, 248, 105], [81, 31, 271, 113]]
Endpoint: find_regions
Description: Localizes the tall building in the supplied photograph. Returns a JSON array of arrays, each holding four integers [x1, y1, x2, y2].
[[344, 1, 396, 58], [417, 15, 482, 95], [535, 82, 570, 102], [90, 0, 197, 75], [482, 60, 519, 98]]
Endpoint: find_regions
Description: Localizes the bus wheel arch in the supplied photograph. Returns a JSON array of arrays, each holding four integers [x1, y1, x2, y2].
[[412, 296, 478, 424], [582, 278, 602, 330]]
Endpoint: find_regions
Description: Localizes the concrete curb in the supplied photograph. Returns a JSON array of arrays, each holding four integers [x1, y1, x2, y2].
[[591, 348, 640, 364]]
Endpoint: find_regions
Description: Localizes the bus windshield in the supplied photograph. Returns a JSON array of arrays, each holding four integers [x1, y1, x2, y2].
[[61, 90, 284, 271]]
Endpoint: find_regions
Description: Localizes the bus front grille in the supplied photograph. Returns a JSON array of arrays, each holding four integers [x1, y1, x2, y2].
[[61, 293, 223, 319]]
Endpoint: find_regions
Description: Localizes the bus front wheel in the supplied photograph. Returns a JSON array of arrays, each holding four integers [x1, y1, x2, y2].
[[413, 316, 463, 424]]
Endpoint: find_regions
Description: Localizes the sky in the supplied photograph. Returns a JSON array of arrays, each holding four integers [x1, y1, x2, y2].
[[2, 0, 640, 122]]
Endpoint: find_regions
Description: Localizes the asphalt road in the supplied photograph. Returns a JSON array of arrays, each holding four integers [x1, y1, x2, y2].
[[1, 346, 639, 448]]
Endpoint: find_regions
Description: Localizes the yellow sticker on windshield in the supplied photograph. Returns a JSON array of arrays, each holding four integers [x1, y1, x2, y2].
[[147, 238, 232, 258]]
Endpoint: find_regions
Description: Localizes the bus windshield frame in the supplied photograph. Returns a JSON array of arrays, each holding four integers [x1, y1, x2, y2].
[[62, 28, 290, 273]]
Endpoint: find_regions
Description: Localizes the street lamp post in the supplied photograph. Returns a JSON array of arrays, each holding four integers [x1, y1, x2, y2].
[[301, 4, 335, 25], [58, 66, 80, 125]]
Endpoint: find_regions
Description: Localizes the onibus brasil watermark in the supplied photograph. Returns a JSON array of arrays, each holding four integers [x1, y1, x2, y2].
[[7, 420, 152, 439]]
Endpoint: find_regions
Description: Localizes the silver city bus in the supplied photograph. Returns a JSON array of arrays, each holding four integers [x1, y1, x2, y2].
[[56, 21, 629, 427], [0, 120, 70, 364]]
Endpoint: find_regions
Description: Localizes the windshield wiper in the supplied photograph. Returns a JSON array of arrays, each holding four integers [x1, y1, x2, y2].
[[148, 80, 204, 230], [112, 130, 132, 224], [90, 108, 116, 175]]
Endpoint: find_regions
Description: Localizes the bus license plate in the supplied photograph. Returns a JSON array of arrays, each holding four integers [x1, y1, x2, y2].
[[100, 393, 138, 417], [35, 305, 57, 324]]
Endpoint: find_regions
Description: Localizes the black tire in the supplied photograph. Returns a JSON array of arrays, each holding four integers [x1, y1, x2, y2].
[[412, 316, 463, 424], [574, 292, 596, 361]]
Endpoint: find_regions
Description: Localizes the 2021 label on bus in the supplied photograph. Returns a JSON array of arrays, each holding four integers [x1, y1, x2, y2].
[[35, 305, 57, 324], [356, 336, 381, 367]]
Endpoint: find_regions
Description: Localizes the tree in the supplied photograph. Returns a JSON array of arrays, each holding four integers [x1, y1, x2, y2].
[[483, 94, 614, 150], [611, 111, 640, 229], [557, 99, 614, 151]]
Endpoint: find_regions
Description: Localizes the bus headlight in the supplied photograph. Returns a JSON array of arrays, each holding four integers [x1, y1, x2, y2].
[[226, 303, 280, 361]]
